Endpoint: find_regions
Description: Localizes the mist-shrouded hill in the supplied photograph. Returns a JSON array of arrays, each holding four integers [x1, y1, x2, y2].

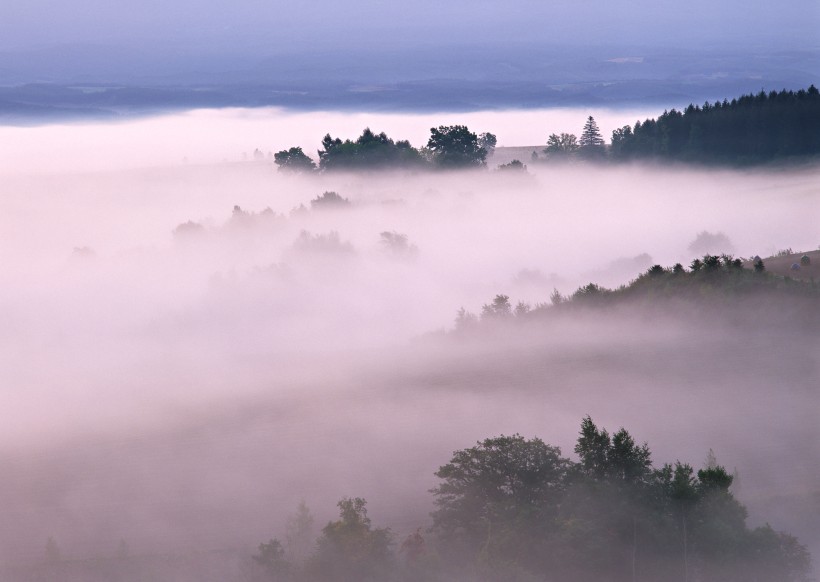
[[0, 120, 818, 579]]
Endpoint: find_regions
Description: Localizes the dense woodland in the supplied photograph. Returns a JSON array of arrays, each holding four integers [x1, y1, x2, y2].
[[274, 86, 820, 170], [609, 86, 820, 164]]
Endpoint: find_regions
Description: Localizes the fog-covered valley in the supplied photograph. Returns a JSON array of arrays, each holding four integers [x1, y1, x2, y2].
[[0, 110, 818, 579]]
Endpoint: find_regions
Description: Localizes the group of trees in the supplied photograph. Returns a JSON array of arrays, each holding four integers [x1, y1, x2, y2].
[[274, 85, 820, 171], [541, 116, 606, 162], [538, 86, 820, 165], [609, 86, 820, 164], [455, 251, 820, 331], [253, 418, 811, 582], [274, 127, 496, 172]]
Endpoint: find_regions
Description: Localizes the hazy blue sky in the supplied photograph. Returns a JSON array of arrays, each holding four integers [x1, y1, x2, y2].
[[1, 0, 817, 113], [2, 0, 818, 52]]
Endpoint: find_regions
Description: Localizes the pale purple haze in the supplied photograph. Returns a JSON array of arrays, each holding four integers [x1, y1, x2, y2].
[[0, 110, 818, 572]]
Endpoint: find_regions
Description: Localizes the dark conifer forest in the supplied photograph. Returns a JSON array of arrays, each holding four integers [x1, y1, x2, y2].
[[609, 86, 820, 164]]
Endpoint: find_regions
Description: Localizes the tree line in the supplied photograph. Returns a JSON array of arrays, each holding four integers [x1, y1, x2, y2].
[[273, 85, 819, 171], [252, 417, 811, 582], [455, 252, 820, 332], [274, 126, 496, 172], [609, 86, 820, 164], [535, 86, 820, 165]]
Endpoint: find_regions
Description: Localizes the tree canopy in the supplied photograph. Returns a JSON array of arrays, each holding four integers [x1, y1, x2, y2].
[[428, 418, 812, 582], [317, 127, 425, 170], [578, 116, 606, 159], [250, 416, 812, 582], [609, 85, 820, 164], [273, 147, 317, 173], [543, 132, 579, 159], [426, 125, 488, 168]]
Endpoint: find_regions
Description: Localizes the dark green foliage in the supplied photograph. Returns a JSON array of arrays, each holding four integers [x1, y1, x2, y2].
[[318, 128, 425, 171], [310, 191, 350, 209], [647, 264, 666, 277], [429, 419, 812, 582], [800, 255, 811, 266], [427, 125, 487, 168], [543, 132, 579, 160], [254, 419, 812, 582], [549, 288, 566, 306], [309, 498, 393, 582], [496, 159, 527, 171], [478, 132, 497, 155], [455, 251, 819, 335], [575, 416, 652, 483], [571, 283, 612, 304], [253, 539, 291, 581], [608, 85, 820, 164], [274, 147, 317, 173], [379, 231, 418, 258], [481, 294, 512, 319], [578, 116, 605, 160], [431, 435, 571, 575]]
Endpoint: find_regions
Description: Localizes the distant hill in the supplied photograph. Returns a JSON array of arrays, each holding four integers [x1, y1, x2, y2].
[[455, 249, 820, 335]]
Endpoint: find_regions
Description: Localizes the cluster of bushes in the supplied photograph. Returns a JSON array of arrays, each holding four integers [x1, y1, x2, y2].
[[252, 418, 811, 582]]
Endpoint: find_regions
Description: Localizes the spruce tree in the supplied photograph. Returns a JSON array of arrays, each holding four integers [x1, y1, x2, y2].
[[579, 115, 605, 159]]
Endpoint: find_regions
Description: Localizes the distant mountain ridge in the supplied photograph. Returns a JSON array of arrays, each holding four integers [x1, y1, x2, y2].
[[1, 45, 817, 123]]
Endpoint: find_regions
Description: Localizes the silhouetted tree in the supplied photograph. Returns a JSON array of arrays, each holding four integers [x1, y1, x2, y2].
[[317, 128, 425, 170], [310, 191, 350, 209], [274, 147, 317, 173], [578, 116, 605, 160], [543, 132, 579, 160], [481, 294, 512, 319], [427, 125, 487, 168], [310, 498, 393, 582], [478, 132, 498, 155]]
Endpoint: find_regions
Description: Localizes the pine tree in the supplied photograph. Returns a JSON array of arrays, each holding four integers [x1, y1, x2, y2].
[[579, 116, 605, 159]]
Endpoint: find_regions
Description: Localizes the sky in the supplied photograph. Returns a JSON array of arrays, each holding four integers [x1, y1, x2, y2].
[[1, 0, 817, 115], [2, 0, 818, 55]]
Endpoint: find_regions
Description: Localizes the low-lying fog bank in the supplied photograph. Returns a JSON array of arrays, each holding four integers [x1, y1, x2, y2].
[[0, 111, 818, 578]]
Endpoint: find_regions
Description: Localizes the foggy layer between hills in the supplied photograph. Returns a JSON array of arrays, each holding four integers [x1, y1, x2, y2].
[[0, 116, 818, 574]]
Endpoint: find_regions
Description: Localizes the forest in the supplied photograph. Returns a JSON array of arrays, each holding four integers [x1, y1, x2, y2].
[[247, 416, 813, 582], [273, 86, 820, 170], [608, 86, 820, 164]]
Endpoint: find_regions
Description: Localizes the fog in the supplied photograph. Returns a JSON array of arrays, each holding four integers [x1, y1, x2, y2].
[[0, 110, 818, 578]]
